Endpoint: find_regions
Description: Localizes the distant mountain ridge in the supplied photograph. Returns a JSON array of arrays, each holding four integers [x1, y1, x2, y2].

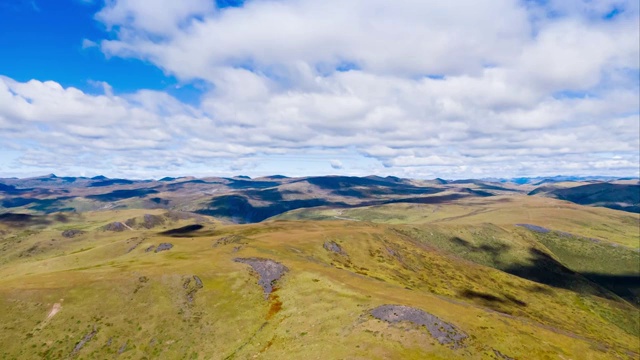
[[1, 174, 638, 221], [502, 175, 638, 185]]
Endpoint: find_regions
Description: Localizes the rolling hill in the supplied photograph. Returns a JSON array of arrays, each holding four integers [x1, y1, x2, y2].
[[0, 175, 638, 359]]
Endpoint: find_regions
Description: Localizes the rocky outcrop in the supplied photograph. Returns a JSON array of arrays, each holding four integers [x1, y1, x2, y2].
[[71, 326, 98, 356], [155, 243, 173, 252], [323, 240, 346, 255], [103, 222, 127, 232], [370, 305, 467, 349], [183, 275, 204, 303], [142, 214, 165, 229], [234, 258, 288, 298], [61, 229, 84, 238]]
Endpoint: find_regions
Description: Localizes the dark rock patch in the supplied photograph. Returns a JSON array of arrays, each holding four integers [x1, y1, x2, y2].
[[323, 241, 346, 255], [213, 235, 246, 247], [118, 340, 127, 354], [234, 258, 289, 298], [193, 275, 203, 288], [370, 305, 467, 349], [155, 243, 173, 252], [71, 326, 98, 356], [103, 222, 127, 232], [126, 237, 144, 253], [142, 214, 165, 229], [145, 245, 156, 252], [184, 275, 204, 303], [493, 349, 515, 360], [124, 215, 166, 229], [516, 224, 550, 233], [62, 229, 84, 238]]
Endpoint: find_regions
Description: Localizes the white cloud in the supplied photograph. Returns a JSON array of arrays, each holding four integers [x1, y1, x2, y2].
[[330, 160, 343, 170], [99, 0, 533, 80], [81, 38, 98, 49], [0, 0, 638, 178], [87, 80, 113, 96], [96, 0, 214, 36]]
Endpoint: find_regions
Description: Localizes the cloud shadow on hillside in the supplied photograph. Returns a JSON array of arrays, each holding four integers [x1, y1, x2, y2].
[[504, 248, 639, 305], [448, 237, 639, 306], [86, 189, 159, 202], [0, 213, 51, 228], [196, 195, 347, 223], [197, 192, 476, 224]]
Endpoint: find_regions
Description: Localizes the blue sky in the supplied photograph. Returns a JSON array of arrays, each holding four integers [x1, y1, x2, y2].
[[0, 0, 201, 100], [0, 0, 638, 179]]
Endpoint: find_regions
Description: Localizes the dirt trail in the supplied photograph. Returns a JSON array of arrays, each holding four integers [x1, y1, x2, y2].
[[121, 222, 134, 231], [47, 302, 62, 319], [430, 207, 492, 223], [33, 300, 63, 331], [334, 216, 360, 221], [333, 210, 360, 221]]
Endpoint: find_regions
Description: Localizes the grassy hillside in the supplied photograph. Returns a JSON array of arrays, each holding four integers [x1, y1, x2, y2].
[[0, 204, 638, 359], [276, 195, 640, 248]]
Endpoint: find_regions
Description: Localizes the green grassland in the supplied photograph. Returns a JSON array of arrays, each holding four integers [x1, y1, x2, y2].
[[276, 194, 640, 248], [0, 199, 638, 359]]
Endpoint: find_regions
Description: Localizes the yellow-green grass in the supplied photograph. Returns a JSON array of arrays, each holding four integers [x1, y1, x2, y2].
[[0, 215, 638, 359], [0, 209, 217, 274], [275, 194, 640, 249]]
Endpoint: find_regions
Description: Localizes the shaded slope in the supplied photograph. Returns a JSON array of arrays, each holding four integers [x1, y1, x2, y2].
[[196, 195, 339, 223], [535, 183, 640, 213]]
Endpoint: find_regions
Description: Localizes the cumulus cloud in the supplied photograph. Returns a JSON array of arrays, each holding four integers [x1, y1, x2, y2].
[[97, 0, 214, 36], [0, 0, 638, 178]]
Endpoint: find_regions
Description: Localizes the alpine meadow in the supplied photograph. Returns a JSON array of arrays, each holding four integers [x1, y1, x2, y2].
[[0, 0, 639, 359]]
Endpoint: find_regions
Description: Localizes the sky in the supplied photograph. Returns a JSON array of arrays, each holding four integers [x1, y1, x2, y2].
[[0, 0, 638, 179]]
